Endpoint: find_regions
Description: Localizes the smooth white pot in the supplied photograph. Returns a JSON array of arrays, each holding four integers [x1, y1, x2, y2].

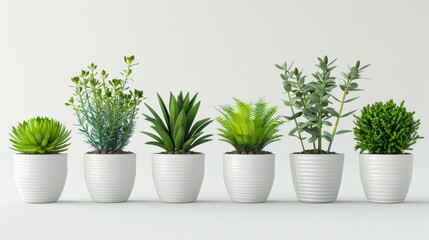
[[290, 153, 344, 203], [359, 154, 413, 203], [14, 154, 67, 203], [152, 153, 204, 203], [223, 154, 275, 203], [84, 153, 136, 203]]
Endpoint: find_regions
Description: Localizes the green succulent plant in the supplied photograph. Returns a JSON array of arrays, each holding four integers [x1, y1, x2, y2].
[[216, 98, 284, 154], [354, 100, 423, 154], [277, 56, 369, 154], [10, 117, 71, 154], [66, 56, 144, 152], [143, 92, 213, 153]]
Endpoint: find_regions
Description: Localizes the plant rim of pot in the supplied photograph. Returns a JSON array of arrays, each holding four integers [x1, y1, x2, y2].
[[216, 98, 284, 155], [358, 153, 413, 156], [142, 91, 213, 154], [277, 56, 370, 154]]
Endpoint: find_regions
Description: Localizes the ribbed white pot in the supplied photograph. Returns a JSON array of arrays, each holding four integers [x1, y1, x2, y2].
[[223, 154, 275, 203], [152, 153, 204, 203], [14, 154, 67, 204], [84, 153, 136, 203], [359, 154, 413, 203], [290, 153, 344, 203]]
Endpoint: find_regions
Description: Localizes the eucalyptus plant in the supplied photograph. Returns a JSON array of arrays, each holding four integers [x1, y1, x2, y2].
[[354, 100, 423, 154], [216, 98, 284, 154], [143, 92, 213, 153], [10, 117, 71, 154], [66, 56, 144, 153], [277, 56, 369, 154]]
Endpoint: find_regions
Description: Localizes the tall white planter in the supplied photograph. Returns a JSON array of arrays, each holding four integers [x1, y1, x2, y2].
[[84, 153, 136, 203], [14, 154, 67, 203], [152, 153, 204, 203], [223, 154, 275, 203], [359, 154, 413, 203], [290, 153, 344, 203]]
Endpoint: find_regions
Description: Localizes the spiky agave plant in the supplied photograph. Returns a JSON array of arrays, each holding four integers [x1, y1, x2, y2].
[[143, 92, 213, 153], [10, 117, 71, 154], [216, 98, 285, 154]]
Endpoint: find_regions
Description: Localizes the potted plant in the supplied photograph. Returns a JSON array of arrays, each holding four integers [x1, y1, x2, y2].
[[143, 92, 212, 203], [216, 98, 284, 203], [276, 56, 369, 203], [66, 56, 144, 203], [10, 117, 71, 203], [354, 100, 423, 203]]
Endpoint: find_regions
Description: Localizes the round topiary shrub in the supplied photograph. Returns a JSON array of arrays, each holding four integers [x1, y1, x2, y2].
[[353, 100, 423, 154]]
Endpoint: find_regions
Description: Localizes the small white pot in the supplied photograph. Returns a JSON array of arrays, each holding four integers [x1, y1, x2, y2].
[[14, 154, 67, 204], [290, 153, 344, 203], [84, 153, 136, 203], [223, 154, 275, 203], [152, 153, 204, 203], [359, 154, 413, 203]]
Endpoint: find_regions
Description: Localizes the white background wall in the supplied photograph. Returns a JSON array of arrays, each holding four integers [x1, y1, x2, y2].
[[1, 0, 428, 239]]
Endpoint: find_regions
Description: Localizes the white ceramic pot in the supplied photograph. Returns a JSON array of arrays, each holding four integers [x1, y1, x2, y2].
[[152, 153, 204, 203], [223, 154, 275, 203], [290, 153, 344, 203], [14, 154, 67, 203], [84, 153, 136, 203], [359, 154, 413, 203]]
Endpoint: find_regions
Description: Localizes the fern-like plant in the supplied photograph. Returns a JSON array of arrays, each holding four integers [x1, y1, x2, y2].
[[216, 98, 284, 154], [143, 92, 213, 153], [354, 100, 423, 154], [66, 56, 144, 153], [10, 117, 71, 154]]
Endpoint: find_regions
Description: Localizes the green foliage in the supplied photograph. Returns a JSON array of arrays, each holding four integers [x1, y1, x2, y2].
[[66, 56, 144, 151], [10, 117, 71, 154], [216, 98, 284, 153], [277, 56, 369, 154], [354, 100, 423, 154], [143, 92, 213, 152]]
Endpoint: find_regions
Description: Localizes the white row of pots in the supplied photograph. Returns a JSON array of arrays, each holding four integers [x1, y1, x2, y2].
[[14, 153, 413, 204]]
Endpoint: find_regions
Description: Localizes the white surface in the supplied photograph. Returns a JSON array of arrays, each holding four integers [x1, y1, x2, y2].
[[152, 153, 204, 203], [85, 154, 136, 203], [360, 154, 413, 203], [291, 153, 344, 203], [224, 154, 275, 203], [14, 154, 67, 203], [1, 0, 429, 239], [1, 198, 429, 240]]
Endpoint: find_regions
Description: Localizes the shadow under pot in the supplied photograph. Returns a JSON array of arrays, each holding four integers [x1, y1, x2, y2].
[[84, 153, 136, 203], [152, 153, 205, 203], [14, 154, 67, 204], [223, 154, 275, 203], [359, 154, 413, 203], [290, 153, 344, 203]]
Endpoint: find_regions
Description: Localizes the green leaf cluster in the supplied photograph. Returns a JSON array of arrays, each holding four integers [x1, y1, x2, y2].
[[216, 98, 284, 153], [354, 100, 423, 154], [143, 92, 213, 152], [277, 56, 369, 154], [10, 117, 71, 154], [66, 56, 145, 151]]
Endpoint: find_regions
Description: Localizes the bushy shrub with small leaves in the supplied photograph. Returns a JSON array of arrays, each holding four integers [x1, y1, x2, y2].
[[354, 100, 423, 154], [66, 56, 144, 152]]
